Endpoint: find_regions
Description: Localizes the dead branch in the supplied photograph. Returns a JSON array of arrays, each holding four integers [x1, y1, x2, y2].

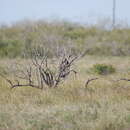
[[54, 54, 78, 87], [85, 78, 98, 89], [0, 69, 39, 89], [115, 78, 130, 82]]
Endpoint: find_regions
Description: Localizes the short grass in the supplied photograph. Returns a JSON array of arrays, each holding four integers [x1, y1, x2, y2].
[[0, 56, 130, 130]]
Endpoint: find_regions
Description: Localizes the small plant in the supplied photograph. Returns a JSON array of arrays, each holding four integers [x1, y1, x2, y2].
[[91, 64, 115, 75]]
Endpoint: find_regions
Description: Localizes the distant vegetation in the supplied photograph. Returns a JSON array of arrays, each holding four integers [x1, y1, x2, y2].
[[0, 20, 130, 58]]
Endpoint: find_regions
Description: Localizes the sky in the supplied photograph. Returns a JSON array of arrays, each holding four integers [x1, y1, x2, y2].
[[0, 0, 130, 25]]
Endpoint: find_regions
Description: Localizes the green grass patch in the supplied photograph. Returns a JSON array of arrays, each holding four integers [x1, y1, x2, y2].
[[91, 64, 116, 75]]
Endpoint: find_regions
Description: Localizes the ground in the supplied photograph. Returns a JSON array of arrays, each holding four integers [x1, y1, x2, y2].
[[0, 56, 130, 130]]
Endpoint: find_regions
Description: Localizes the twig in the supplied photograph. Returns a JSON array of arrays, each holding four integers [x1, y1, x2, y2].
[[115, 78, 130, 82], [85, 78, 98, 89]]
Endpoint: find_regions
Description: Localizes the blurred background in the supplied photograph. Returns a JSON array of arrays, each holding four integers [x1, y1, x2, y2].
[[0, 0, 130, 58]]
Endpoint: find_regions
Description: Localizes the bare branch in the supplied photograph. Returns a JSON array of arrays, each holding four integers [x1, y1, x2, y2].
[[0, 73, 14, 87], [85, 78, 98, 89], [115, 78, 130, 82]]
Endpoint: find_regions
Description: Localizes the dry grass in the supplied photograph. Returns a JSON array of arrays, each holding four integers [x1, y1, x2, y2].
[[0, 56, 130, 130]]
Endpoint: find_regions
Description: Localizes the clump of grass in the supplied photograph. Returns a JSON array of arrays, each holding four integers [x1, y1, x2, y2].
[[91, 64, 116, 75]]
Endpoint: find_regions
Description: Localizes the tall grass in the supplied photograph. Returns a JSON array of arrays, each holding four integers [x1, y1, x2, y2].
[[0, 56, 130, 129]]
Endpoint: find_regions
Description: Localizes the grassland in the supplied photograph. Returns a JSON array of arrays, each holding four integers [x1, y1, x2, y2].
[[0, 56, 130, 130]]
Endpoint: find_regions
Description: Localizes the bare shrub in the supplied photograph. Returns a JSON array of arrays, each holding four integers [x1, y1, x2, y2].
[[0, 50, 79, 89]]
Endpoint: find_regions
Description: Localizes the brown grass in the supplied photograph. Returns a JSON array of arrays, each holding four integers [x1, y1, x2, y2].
[[0, 56, 130, 130]]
